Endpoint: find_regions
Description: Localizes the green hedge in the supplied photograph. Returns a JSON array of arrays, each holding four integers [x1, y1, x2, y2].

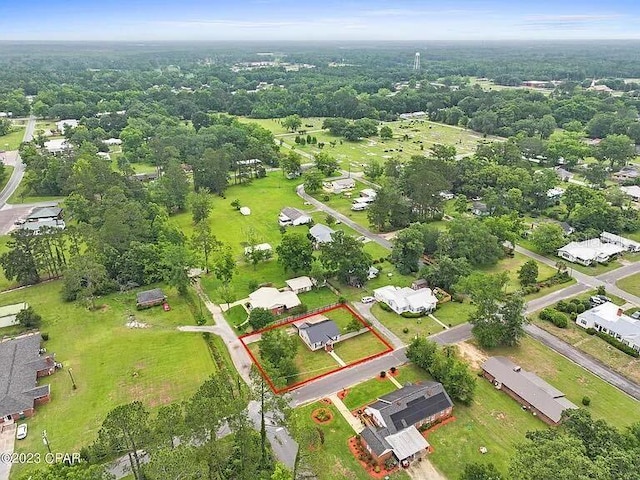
[[539, 308, 569, 328], [595, 331, 640, 358], [401, 311, 424, 318], [379, 302, 393, 312]]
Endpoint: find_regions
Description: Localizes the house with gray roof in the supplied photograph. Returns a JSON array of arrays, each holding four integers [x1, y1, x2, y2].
[[361, 382, 453, 464], [481, 357, 577, 425], [309, 224, 335, 245], [297, 317, 340, 351], [0, 334, 56, 424], [278, 207, 312, 227], [136, 288, 167, 309]]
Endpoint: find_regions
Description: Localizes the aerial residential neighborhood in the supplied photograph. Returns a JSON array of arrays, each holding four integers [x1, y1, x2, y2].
[[1, 7, 640, 480]]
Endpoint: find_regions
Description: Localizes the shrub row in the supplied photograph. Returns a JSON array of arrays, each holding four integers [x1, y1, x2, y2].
[[539, 308, 569, 328], [594, 331, 640, 358], [379, 302, 393, 312], [401, 311, 424, 318], [556, 298, 591, 314]]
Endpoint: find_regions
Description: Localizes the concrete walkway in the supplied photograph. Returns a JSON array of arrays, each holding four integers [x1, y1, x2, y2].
[[0, 423, 16, 480], [329, 350, 346, 367], [429, 314, 449, 330], [219, 298, 249, 313], [352, 301, 406, 349], [388, 375, 402, 388], [328, 394, 365, 433]]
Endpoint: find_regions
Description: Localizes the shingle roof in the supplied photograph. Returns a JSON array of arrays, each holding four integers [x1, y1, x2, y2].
[[136, 288, 166, 305], [361, 427, 391, 456], [0, 334, 53, 418], [482, 357, 577, 423], [298, 319, 340, 345], [280, 207, 306, 221], [309, 224, 335, 243], [27, 207, 62, 221]]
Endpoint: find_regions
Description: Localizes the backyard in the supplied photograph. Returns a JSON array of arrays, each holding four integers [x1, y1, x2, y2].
[[5, 281, 217, 478]]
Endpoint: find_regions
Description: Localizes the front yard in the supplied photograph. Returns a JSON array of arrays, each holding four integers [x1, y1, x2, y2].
[[616, 272, 640, 297]]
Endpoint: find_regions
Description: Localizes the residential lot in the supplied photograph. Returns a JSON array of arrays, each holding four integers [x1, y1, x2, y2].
[[241, 304, 393, 392], [3, 281, 217, 478]]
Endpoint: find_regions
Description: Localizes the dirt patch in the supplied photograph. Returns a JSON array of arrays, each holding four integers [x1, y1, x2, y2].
[[311, 407, 334, 425], [338, 389, 348, 400], [457, 341, 487, 370]]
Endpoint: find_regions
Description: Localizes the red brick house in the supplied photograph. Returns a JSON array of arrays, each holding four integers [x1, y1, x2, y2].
[[360, 382, 453, 464], [0, 333, 56, 424]]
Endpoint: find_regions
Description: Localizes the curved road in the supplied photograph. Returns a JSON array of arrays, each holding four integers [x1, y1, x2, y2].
[[0, 115, 35, 207]]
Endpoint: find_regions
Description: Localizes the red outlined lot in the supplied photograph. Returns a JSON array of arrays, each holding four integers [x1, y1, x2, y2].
[[239, 304, 394, 394]]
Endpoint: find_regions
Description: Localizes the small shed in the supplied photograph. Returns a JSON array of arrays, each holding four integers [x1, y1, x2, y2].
[[411, 279, 428, 290], [136, 289, 167, 309], [240, 207, 251, 216]]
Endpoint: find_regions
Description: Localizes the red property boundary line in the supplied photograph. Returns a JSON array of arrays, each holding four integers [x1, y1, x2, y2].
[[239, 303, 394, 394]]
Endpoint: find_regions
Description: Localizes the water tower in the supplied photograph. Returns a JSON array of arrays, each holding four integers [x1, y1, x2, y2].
[[413, 52, 420, 71]]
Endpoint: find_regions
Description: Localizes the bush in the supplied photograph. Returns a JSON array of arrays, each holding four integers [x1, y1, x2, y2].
[[402, 327, 409, 334], [555, 300, 569, 312], [569, 298, 581, 305], [379, 302, 393, 312], [539, 308, 569, 328], [586, 327, 597, 335], [196, 315, 206, 326], [379, 370, 386, 378], [374, 466, 381, 474], [323, 195, 330, 202], [41, 332, 49, 341], [596, 285, 607, 296], [390, 366, 396, 374], [452, 293, 465, 303], [565, 303, 577, 314], [582, 396, 591, 406], [16, 306, 42, 329], [288, 304, 308, 315], [595, 331, 640, 357], [401, 311, 424, 318], [576, 303, 586, 314], [338, 296, 347, 304]]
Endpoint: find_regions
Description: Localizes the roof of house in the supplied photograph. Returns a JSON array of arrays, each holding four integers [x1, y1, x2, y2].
[[249, 287, 301, 310], [472, 201, 488, 211], [558, 239, 625, 262], [0, 303, 28, 319], [601, 231, 640, 250], [361, 188, 377, 197], [332, 178, 355, 187], [136, 288, 166, 305], [44, 139, 71, 152], [0, 334, 53, 418], [481, 357, 577, 423], [285, 276, 313, 291], [384, 426, 430, 460], [577, 302, 640, 348], [280, 207, 307, 221], [27, 207, 62, 221], [309, 224, 335, 243], [373, 285, 438, 312], [298, 319, 340, 344], [621, 185, 640, 198], [20, 220, 66, 232]]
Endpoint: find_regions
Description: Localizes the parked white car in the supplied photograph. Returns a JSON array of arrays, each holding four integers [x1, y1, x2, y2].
[[361, 296, 376, 304], [16, 424, 27, 440]]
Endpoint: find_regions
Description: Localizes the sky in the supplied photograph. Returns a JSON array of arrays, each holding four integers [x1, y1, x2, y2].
[[0, 0, 639, 41]]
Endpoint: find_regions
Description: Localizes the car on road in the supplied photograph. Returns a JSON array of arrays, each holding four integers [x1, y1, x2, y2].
[[361, 296, 376, 304], [16, 424, 27, 440]]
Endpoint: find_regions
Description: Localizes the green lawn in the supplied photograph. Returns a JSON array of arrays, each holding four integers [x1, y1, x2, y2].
[[297, 288, 340, 310], [432, 300, 476, 327], [0, 165, 13, 192], [293, 402, 409, 480], [224, 304, 248, 327], [0, 125, 26, 151], [310, 184, 371, 229], [616, 272, 640, 297], [370, 304, 444, 343], [479, 252, 556, 293], [332, 331, 391, 364], [7, 181, 65, 204], [394, 363, 431, 385], [6, 281, 216, 479], [342, 376, 398, 410]]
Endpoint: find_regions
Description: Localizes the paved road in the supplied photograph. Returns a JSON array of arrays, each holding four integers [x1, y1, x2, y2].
[[431, 323, 473, 345], [0, 115, 35, 208], [296, 184, 391, 250], [525, 324, 640, 401]]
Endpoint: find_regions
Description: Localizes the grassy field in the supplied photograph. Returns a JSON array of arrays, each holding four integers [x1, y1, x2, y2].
[[429, 336, 640, 479], [297, 288, 340, 310], [5, 281, 216, 478], [293, 402, 410, 480], [0, 165, 13, 192], [240, 116, 492, 172], [310, 183, 371, 229], [432, 300, 476, 327], [224, 304, 248, 327], [342, 376, 398, 410], [479, 252, 557, 293], [616, 272, 640, 297], [0, 125, 26, 151], [370, 304, 445, 343], [7, 181, 65, 205]]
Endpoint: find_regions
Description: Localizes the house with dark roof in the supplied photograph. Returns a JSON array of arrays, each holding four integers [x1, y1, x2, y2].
[[297, 317, 340, 351], [26, 207, 63, 223], [136, 288, 167, 309], [0, 334, 56, 424], [361, 382, 453, 464], [481, 357, 577, 425]]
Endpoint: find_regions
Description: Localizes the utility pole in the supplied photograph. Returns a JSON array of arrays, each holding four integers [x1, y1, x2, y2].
[[42, 430, 52, 455], [68, 367, 77, 390]]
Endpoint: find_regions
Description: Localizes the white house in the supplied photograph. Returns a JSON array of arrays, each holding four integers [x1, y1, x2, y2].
[[576, 302, 640, 352], [324, 178, 356, 194], [351, 202, 369, 211], [309, 224, 335, 245], [621, 185, 640, 202], [56, 119, 79, 132], [247, 287, 301, 315], [103, 138, 123, 146], [44, 138, 71, 154], [600, 232, 640, 252], [557, 239, 625, 266], [244, 243, 272, 256], [285, 276, 314, 294], [373, 285, 438, 315], [546, 187, 565, 200], [279, 207, 312, 227], [297, 317, 341, 351]]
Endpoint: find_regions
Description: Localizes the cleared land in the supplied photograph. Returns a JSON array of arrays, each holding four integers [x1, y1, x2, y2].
[[5, 281, 217, 478]]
